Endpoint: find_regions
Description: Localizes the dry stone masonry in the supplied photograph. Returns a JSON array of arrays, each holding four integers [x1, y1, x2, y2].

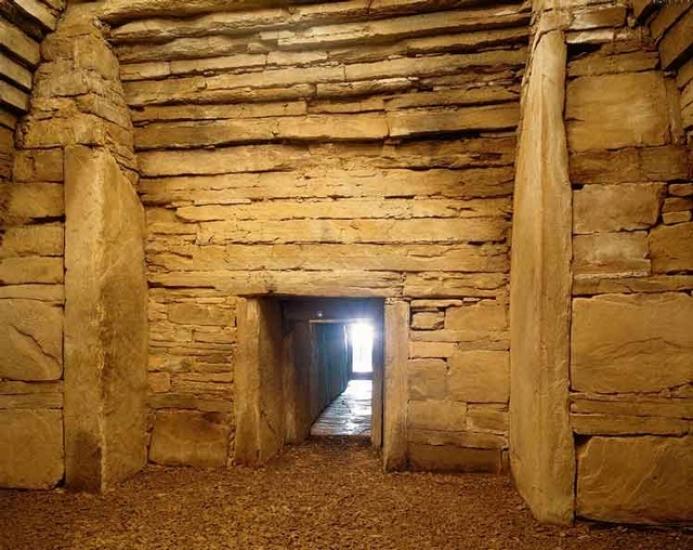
[[111, 0, 530, 470], [0, 0, 691, 528]]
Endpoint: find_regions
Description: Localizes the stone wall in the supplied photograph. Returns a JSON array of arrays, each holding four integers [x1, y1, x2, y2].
[[0, 2, 145, 490], [509, 0, 693, 525], [103, 0, 531, 469], [0, 0, 65, 490], [566, 2, 692, 525], [0, 0, 62, 185]]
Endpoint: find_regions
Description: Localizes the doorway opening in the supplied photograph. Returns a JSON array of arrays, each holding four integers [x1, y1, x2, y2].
[[235, 296, 407, 468], [280, 298, 384, 444], [310, 319, 375, 439]]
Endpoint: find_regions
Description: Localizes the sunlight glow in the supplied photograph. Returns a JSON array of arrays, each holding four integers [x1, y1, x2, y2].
[[350, 321, 374, 373]]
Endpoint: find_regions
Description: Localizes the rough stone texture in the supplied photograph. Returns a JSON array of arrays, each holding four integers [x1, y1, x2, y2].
[[383, 300, 408, 470], [63, 146, 147, 491], [577, 436, 693, 524], [508, 29, 575, 525], [122, 0, 526, 474], [234, 298, 285, 466], [566, 72, 670, 152], [649, 222, 693, 273], [0, 409, 63, 489], [573, 183, 664, 234], [0, 299, 63, 381], [571, 293, 693, 393], [573, 232, 650, 277], [149, 410, 228, 467], [448, 351, 509, 403]]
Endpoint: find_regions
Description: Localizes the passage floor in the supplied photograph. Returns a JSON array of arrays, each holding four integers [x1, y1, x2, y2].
[[0, 440, 689, 550], [311, 379, 372, 439]]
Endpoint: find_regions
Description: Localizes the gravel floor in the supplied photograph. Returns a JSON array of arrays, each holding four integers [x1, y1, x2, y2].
[[0, 439, 689, 550]]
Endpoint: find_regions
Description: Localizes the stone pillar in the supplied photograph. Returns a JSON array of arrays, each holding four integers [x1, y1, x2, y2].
[[382, 300, 409, 470], [63, 146, 147, 491], [234, 297, 286, 466], [508, 30, 575, 525]]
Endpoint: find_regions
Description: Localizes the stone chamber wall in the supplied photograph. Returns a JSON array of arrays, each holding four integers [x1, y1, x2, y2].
[[510, 0, 692, 525], [105, 0, 532, 470], [0, 0, 691, 527], [0, 0, 68, 489], [566, 0, 693, 525], [0, 1, 146, 490]]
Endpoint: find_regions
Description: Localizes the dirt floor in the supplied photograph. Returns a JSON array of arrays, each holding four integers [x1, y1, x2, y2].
[[0, 439, 690, 550]]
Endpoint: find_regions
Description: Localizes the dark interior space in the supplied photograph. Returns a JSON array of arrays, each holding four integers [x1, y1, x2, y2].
[[280, 298, 384, 443]]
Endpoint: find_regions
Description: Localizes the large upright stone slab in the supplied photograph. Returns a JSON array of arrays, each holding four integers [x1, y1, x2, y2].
[[509, 30, 574, 525], [64, 146, 148, 491], [383, 300, 409, 470], [577, 436, 693, 524], [234, 297, 285, 466]]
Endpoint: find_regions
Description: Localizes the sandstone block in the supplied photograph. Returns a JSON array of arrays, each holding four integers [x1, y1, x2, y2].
[[566, 72, 669, 152], [466, 405, 508, 433], [409, 341, 457, 359], [572, 293, 693, 393], [408, 400, 466, 432], [573, 232, 650, 277], [448, 350, 509, 403], [577, 436, 693, 523], [0, 409, 63, 489], [149, 410, 229, 468], [0, 183, 64, 224], [649, 222, 693, 273], [13, 149, 64, 182], [409, 443, 502, 473], [663, 211, 692, 224], [0, 224, 64, 258], [445, 300, 507, 331], [0, 256, 63, 284], [408, 359, 446, 401], [411, 312, 443, 330], [0, 299, 63, 381], [570, 145, 690, 184], [573, 183, 664, 233], [168, 303, 234, 327]]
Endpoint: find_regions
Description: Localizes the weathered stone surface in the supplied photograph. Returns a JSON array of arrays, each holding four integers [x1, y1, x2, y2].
[[571, 414, 688, 436], [566, 72, 669, 152], [0, 224, 64, 257], [577, 436, 693, 523], [573, 232, 650, 277], [0, 299, 63, 381], [408, 359, 446, 400], [13, 149, 64, 182], [0, 284, 64, 302], [64, 147, 147, 491], [0, 19, 40, 67], [0, 183, 64, 224], [149, 410, 228, 467], [649, 222, 693, 273], [0, 392, 63, 409], [408, 400, 466, 432], [466, 405, 507, 433], [0, 256, 63, 284], [383, 300, 408, 470], [409, 443, 502, 473], [388, 103, 519, 138], [411, 312, 444, 330], [445, 300, 507, 331], [448, 350, 509, 403], [572, 293, 693, 393], [573, 183, 664, 233], [509, 30, 575, 525], [0, 409, 63, 489]]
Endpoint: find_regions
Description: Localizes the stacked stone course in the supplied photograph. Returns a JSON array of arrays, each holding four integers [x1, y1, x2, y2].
[[103, 0, 533, 468]]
